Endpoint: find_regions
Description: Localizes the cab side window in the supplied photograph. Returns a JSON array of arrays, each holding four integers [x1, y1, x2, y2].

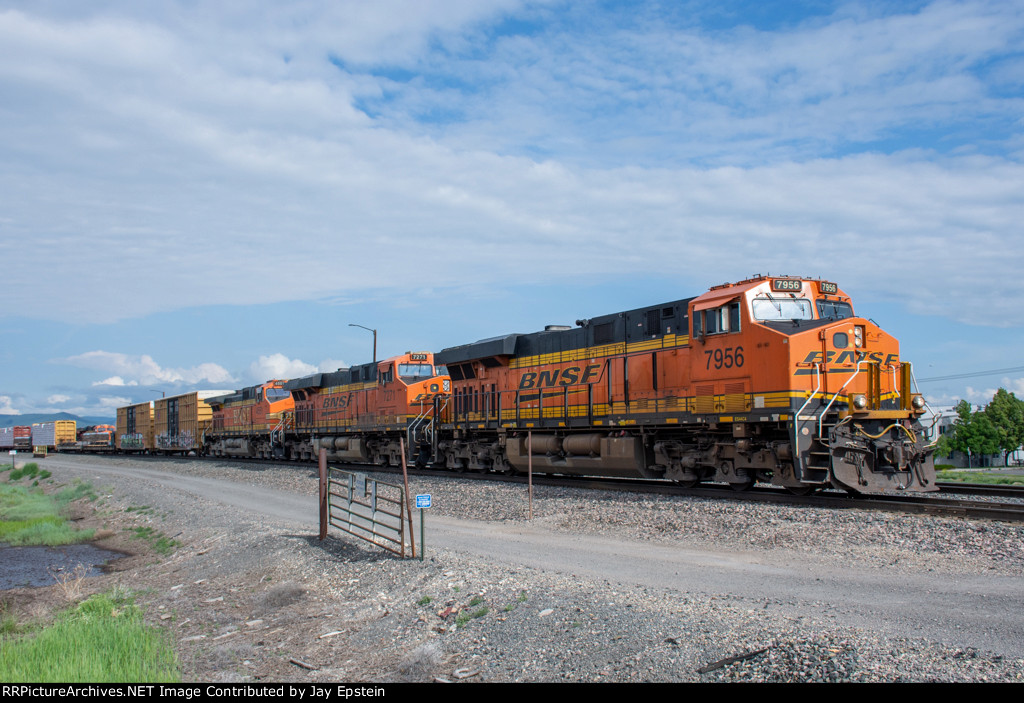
[[695, 300, 741, 337]]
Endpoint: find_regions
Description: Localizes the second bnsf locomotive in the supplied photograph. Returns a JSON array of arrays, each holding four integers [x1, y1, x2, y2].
[[434, 275, 934, 494]]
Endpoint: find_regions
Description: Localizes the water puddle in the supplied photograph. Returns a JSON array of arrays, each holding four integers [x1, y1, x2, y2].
[[0, 543, 126, 590]]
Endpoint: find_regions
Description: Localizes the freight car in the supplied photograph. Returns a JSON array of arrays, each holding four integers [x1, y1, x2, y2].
[[433, 275, 935, 494], [31, 420, 77, 450], [59, 424, 117, 452], [116, 401, 154, 452], [0, 426, 31, 450], [154, 391, 231, 453]]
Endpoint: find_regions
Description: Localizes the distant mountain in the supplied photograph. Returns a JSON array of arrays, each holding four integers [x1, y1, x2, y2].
[[0, 412, 115, 428]]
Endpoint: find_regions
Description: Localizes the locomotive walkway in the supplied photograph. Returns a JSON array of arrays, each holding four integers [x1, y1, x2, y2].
[[42, 454, 1024, 661]]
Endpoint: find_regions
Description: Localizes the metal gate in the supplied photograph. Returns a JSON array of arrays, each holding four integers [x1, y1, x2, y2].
[[318, 450, 412, 557]]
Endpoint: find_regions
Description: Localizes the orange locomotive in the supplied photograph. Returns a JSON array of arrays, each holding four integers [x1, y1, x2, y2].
[[434, 275, 935, 494], [206, 380, 295, 458], [280, 351, 450, 465]]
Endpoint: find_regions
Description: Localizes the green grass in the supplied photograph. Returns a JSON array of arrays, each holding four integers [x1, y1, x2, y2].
[[54, 479, 99, 505], [456, 605, 489, 628], [128, 526, 178, 555], [0, 591, 180, 682], [0, 483, 95, 546], [937, 470, 1024, 486]]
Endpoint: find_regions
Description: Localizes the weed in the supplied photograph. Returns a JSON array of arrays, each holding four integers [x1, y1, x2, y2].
[[455, 606, 488, 628], [10, 464, 41, 482], [50, 565, 91, 604], [0, 603, 19, 636], [502, 603, 516, 612], [417, 596, 432, 606], [468, 596, 484, 607], [128, 527, 179, 555], [54, 480, 98, 504], [517, 591, 528, 602]]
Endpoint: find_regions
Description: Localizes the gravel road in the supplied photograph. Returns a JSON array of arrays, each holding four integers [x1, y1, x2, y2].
[[15, 453, 1024, 683]]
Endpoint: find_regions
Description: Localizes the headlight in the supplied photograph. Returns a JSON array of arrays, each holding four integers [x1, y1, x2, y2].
[[852, 394, 868, 410], [912, 395, 926, 410]]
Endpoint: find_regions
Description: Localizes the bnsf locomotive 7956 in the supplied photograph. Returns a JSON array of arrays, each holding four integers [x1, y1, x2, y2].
[[117, 275, 936, 494]]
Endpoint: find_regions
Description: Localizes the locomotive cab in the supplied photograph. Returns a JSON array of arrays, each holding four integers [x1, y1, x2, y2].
[[372, 353, 448, 425], [690, 276, 934, 493]]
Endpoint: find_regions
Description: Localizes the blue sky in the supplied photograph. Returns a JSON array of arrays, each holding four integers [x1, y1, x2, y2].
[[1, 0, 1022, 419]]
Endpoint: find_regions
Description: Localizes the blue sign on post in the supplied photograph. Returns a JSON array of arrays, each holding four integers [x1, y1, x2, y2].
[[415, 494, 432, 509]]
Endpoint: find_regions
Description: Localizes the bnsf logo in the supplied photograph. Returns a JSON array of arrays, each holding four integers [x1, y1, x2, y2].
[[802, 351, 899, 365], [322, 394, 354, 409], [519, 364, 601, 389]]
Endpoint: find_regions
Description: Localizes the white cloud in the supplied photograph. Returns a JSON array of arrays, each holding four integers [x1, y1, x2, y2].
[[249, 354, 317, 382], [63, 351, 235, 387], [965, 378, 1024, 405], [0, 396, 19, 415], [0, 1, 1019, 332], [46, 394, 71, 404], [92, 376, 137, 387], [318, 359, 349, 373]]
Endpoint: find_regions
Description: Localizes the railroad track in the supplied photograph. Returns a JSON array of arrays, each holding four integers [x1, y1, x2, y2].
[[50, 451, 1024, 523], [935, 481, 1024, 498]]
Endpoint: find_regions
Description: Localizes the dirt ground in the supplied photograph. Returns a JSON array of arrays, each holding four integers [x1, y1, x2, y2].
[[6, 457, 1024, 683], [1, 475, 469, 682]]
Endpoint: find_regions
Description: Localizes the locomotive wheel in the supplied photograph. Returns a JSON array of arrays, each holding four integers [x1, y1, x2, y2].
[[674, 478, 700, 489], [786, 485, 817, 496], [729, 478, 755, 492]]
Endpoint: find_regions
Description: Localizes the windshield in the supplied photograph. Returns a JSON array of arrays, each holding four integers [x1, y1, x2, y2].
[[265, 388, 291, 402], [817, 300, 854, 320], [399, 363, 435, 382], [751, 297, 813, 321]]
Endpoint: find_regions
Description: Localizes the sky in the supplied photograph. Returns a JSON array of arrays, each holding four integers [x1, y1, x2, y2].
[[1, 0, 1022, 420]]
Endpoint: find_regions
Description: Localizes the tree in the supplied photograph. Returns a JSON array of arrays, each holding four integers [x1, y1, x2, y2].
[[946, 400, 1001, 467], [983, 388, 1024, 466]]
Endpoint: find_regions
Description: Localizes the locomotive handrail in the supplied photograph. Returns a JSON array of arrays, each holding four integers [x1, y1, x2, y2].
[[818, 357, 865, 437], [406, 404, 433, 456], [794, 363, 822, 422]]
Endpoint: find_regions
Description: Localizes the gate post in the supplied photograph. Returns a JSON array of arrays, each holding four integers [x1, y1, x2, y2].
[[318, 447, 328, 540]]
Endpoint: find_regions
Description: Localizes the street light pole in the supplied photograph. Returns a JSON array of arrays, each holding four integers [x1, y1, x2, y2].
[[348, 324, 377, 365]]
